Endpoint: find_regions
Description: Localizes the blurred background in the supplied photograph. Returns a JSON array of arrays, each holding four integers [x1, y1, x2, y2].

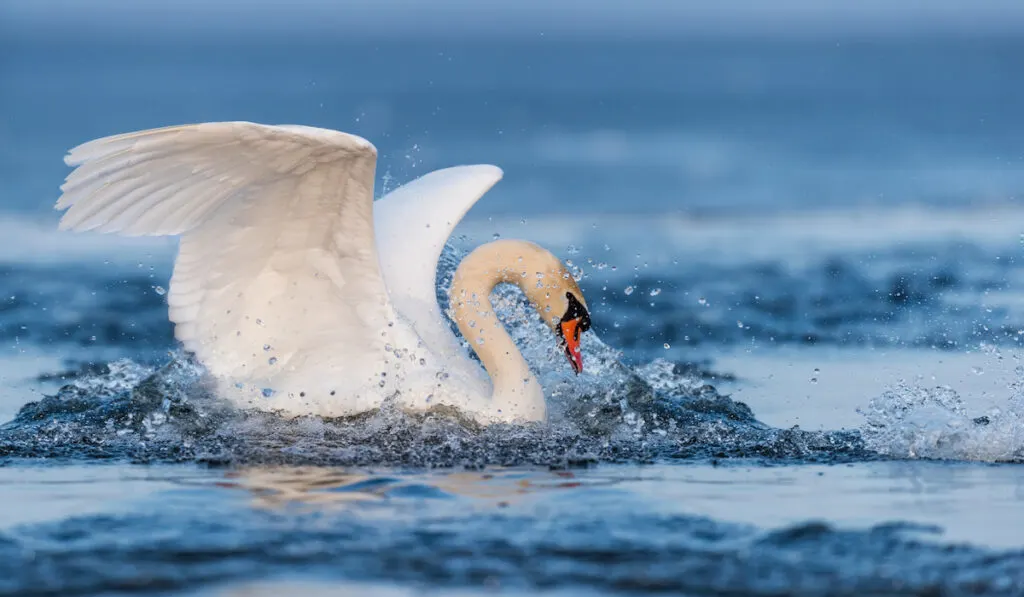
[[3, 0, 1024, 218], [2, 0, 1024, 426]]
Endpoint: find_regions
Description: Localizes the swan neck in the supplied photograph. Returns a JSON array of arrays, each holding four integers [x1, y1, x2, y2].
[[449, 254, 533, 393]]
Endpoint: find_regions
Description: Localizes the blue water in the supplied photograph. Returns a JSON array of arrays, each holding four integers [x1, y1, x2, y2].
[[1, 28, 1024, 596]]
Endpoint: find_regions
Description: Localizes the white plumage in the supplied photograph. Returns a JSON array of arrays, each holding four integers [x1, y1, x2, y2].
[[56, 122, 588, 424]]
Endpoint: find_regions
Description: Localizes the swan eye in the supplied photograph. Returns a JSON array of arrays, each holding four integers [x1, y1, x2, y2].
[[561, 292, 591, 332]]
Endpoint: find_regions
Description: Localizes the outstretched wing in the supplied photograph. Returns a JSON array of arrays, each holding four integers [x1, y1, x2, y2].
[[373, 165, 503, 358], [57, 122, 393, 392]]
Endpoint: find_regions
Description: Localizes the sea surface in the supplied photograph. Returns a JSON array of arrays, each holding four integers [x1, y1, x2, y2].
[[1, 31, 1024, 596]]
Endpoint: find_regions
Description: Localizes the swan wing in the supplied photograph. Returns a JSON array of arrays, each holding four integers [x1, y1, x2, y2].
[[374, 165, 503, 357], [56, 122, 398, 402]]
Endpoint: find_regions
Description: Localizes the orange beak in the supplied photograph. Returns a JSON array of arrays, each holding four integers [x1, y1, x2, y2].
[[560, 318, 583, 375]]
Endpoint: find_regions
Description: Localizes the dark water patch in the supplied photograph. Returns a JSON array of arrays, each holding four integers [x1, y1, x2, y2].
[[0, 264, 173, 354], [589, 243, 1024, 361], [1, 500, 1022, 597]]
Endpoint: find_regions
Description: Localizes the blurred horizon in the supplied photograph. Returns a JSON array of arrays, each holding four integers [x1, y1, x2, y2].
[[4, 0, 1024, 41]]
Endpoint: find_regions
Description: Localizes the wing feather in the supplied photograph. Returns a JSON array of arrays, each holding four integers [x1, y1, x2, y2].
[[57, 122, 399, 406]]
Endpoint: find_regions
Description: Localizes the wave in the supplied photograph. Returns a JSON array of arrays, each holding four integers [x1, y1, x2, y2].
[[3, 496, 1022, 597]]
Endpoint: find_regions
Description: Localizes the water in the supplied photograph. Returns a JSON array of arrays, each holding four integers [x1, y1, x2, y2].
[[2, 26, 1024, 596]]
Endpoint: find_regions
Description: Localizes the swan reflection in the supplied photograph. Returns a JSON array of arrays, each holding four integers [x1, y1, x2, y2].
[[215, 466, 613, 511]]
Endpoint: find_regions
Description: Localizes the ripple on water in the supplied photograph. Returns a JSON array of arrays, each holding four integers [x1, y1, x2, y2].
[[0, 473, 1022, 597]]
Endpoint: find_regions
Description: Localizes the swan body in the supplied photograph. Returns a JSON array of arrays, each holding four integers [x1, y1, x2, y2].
[[54, 122, 591, 425]]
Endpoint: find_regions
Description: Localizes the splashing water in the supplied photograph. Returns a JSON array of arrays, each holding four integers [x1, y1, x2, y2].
[[857, 371, 1024, 462]]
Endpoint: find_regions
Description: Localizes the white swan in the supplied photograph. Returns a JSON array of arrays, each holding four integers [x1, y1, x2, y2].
[[54, 122, 592, 425]]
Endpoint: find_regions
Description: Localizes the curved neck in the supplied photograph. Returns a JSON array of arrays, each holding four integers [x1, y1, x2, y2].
[[448, 240, 562, 419], [449, 246, 533, 391]]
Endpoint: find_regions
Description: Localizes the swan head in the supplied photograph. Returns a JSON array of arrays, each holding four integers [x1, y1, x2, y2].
[[556, 290, 591, 374]]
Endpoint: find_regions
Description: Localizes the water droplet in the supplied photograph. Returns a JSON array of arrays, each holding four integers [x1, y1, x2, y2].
[[419, 358, 426, 366], [261, 388, 275, 398], [663, 343, 670, 349], [263, 344, 272, 351], [378, 380, 386, 387], [152, 285, 166, 296], [649, 288, 661, 297], [268, 357, 278, 365], [255, 318, 264, 327], [810, 378, 818, 384], [736, 321, 744, 328], [385, 343, 393, 352], [813, 368, 820, 374], [624, 286, 634, 296], [698, 297, 708, 306], [492, 233, 500, 240]]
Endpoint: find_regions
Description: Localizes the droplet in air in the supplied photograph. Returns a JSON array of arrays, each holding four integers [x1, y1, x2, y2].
[[268, 357, 278, 365], [649, 288, 661, 296], [624, 286, 634, 296], [810, 378, 818, 384], [663, 343, 670, 349], [263, 344, 272, 351], [492, 233, 500, 240], [736, 321, 744, 328], [152, 285, 166, 296], [255, 319, 264, 327], [261, 388, 275, 398]]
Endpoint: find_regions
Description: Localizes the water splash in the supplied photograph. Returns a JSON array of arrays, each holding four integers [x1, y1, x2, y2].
[[858, 372, 1024, 462]]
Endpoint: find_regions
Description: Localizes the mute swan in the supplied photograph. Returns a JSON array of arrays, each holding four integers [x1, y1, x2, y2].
[[54, 122, 591, 425]]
